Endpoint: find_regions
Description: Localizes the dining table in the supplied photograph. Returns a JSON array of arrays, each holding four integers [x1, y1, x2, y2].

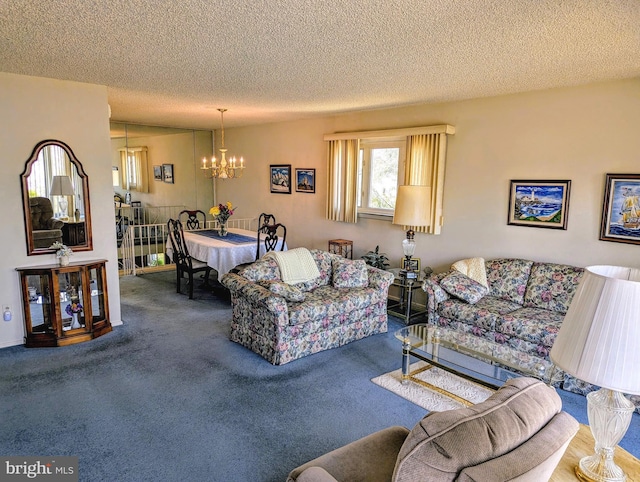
[[166, 227, 287, 276]]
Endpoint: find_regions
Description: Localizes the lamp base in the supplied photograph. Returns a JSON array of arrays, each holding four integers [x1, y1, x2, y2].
[[575, 388, 634, 482]]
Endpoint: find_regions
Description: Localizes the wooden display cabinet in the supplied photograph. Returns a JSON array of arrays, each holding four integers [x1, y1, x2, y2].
[[16, 259, 111, 347]]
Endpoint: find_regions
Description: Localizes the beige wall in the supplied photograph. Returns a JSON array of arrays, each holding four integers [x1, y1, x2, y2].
[[112, 130, 214, 213], [0, 73, 121, 348], [1, 72, 638, 347], [216, 78, 640, 272]]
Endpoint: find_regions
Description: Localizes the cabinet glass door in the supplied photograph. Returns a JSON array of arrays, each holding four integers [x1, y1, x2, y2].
[[59, 270, 86, 332], [88, 266, 106, 321], [25, 274, 53, 333]]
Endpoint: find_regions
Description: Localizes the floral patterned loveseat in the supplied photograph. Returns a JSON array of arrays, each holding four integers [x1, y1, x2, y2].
[[220, 249, 395, 365], [423, 257, 640, 412], [423, 258, 584, 363]]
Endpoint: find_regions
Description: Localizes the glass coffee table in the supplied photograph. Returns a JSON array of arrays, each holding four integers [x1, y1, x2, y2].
[[395, 324, 561, 405]]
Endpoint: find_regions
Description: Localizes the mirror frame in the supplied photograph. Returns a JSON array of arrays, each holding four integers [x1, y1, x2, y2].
[[20, 139, 93, 255]]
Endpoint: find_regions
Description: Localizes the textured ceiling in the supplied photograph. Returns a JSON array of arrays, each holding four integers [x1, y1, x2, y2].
[[2, 0, 640, 129]]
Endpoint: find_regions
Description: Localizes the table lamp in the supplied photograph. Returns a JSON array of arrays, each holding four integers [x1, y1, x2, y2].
[[50, 175, 75, 219], [392, 185, 431, 279], [550, 265, 640, 482]]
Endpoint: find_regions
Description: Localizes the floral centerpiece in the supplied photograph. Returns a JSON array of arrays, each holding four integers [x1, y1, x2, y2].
[[50, 241, 73, 266], [209, 202, 235, 236]]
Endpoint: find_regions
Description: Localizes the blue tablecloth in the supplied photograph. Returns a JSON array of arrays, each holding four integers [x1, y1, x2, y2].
[[191, 230, 255, 245]]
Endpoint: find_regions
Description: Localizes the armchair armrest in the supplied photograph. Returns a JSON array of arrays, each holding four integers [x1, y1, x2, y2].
[[47, 218, 64, 229], [287, 426, 410, 482]]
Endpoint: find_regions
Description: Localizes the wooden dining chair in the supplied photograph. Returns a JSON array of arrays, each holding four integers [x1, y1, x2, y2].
[[229, 213, 285, 275], [178, 209, 206, 230], [257, 220, 287, 259], [167, 218, 212, 299]]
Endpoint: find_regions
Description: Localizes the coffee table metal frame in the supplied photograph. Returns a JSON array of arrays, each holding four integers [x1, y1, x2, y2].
[[395, 323, 559, 406]]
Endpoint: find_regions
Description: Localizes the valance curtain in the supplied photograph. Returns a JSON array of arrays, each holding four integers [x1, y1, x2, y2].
[[404, 133, 448, 235], [326, 139, 359, 223]]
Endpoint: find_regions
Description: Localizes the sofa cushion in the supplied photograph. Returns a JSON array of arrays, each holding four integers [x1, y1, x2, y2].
[[523, 263, 584, 314], [440, 271, 488, 304], [294, 250, 334, 292], [332, 258, 369, 288], [438, 296, 522, 332], [494, 306, 564, 351], [485, 258, 534, 304], [287, 285, 383, 326], [242, 255, 282, 282], [258, 280, 306, 302], [393, 377, 562, 482]]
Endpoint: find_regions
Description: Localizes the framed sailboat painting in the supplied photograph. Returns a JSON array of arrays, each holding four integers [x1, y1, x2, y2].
[[600, 173, 640, 245], [507, 180, 571, 230]]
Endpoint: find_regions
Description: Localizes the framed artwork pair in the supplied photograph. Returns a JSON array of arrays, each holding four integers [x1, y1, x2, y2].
[[153, 164, 174, 183], [269, 164, 315, 194], [507, 174, 640, 245]]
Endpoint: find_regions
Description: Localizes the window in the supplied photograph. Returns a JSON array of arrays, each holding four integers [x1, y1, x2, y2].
[[118, 146, 149, 193], [357, 138, 406, 215]]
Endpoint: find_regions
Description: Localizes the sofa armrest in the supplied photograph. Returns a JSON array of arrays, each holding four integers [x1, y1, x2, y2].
[[367, 267, 395, 292], [287, 426, 410, 482], [421, 271, 451, 325], [221, 273, 289, 321]]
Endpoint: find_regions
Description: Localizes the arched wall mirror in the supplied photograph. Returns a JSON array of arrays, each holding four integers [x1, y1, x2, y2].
[[21, 139, 93, 255]]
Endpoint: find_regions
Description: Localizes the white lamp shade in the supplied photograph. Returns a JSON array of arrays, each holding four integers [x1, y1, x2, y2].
[[550, 265, 640, 395], [393, 185, 431, 227], [50, 175, 75, 196]]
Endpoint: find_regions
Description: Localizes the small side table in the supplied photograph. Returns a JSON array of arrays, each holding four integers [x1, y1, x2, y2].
[[62, 221, 86, 245], [387, 276, 426, 324], [328, 239, 353, 259]]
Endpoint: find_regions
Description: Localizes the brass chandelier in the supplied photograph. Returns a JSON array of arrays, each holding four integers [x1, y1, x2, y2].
[[201, 108, 245, 179]]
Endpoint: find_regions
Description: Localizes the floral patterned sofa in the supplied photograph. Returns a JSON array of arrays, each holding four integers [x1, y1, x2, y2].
[[220, 249, 395, 365], [423, 258, 640, 412]]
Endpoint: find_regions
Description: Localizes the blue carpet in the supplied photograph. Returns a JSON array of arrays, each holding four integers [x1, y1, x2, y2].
[[191, 229, 255, 244], [0, 271, 637, 481]]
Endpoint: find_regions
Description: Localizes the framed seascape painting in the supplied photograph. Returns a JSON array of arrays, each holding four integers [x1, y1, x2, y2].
[[162, 164, 174, 183], [295, 168, 315, 193], [600, 173, 640, 245], [507, 180, 571, 230], [270, 164, 291, 194], [153, 165, 162, 181]]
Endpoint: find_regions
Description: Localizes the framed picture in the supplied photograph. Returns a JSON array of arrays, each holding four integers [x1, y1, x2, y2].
[[401, 257, 420, 272], [507, 180, 571, 230], [153, 165, 162, 181], [162, 164, 174, 184], [295, 168, 315, 193], [600, 173, 640, 245], [270, 164, 291, 194]]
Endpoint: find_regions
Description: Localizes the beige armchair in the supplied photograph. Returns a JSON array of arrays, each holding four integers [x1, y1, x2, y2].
[[287, 377, 579, 482], [29, 197, 64, 249]]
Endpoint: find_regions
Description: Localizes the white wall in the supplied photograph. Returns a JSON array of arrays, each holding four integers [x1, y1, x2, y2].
[[216, 78, 640, 273], [0, 73, 121, 348]]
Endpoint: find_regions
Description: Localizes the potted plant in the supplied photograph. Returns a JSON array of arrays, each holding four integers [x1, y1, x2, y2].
[[361, 246, 390, 270]]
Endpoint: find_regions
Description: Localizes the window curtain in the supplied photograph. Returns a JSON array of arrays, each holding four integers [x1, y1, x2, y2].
[[404, 133, 448, 235], [326, 139, 359, 223], [119, 147, 149, 193], [28, 145, 79, 214]]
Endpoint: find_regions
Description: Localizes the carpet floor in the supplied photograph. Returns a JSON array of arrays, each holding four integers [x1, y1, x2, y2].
[[0, 270, 638, 481]]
